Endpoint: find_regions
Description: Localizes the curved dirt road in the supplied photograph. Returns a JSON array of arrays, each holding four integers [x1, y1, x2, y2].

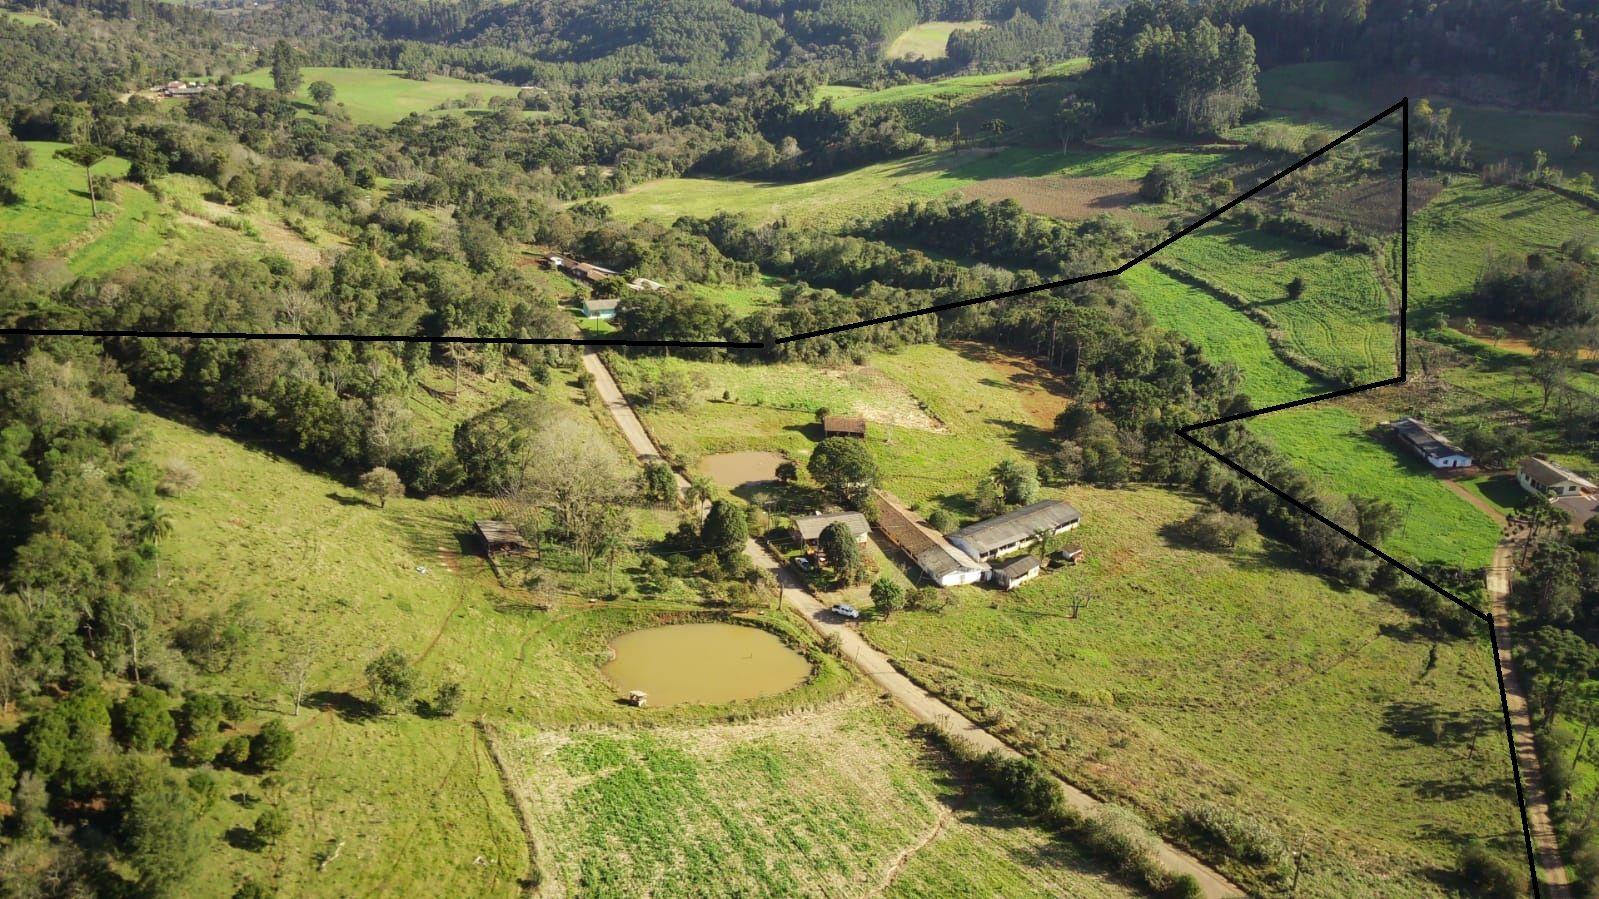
[[582, 349, 1243, 898]]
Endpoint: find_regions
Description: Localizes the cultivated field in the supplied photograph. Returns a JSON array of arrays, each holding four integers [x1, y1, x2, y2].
[[884, 20, 987, 60], [235, 67, 523, 126]]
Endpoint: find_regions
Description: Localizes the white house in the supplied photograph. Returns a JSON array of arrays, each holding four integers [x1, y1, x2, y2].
[[1389, 417, 1472, 468], [581, 297, 620, 320], [1519, 456, 1598, 499], [873, 490, 984, 587]]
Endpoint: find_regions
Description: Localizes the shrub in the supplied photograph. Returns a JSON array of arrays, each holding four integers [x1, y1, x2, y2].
[[1082, 803, 1159, 874], [250, 719, 295, 771], [1174, 510, 1255, 551], [430, 682, 464, 718], [251, 808, 288, 850], [1179, 801, 1288, 868], [220, 734, 252, 769], [1140, 163, 1190, 203], [365, 648, 419, 715], [158, 457, 202, 496], [113, 685, 178, 752], [1455, 840, 1525, 898]]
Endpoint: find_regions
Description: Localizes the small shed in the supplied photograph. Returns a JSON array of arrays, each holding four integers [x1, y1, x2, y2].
[[475, 520, 531, 555], [822, 414, 867, 439], [991, 555, 1042, 590], [1056, 544, 1084, 565]]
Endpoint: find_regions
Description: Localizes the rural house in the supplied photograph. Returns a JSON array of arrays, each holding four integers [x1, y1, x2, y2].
[[792, 511, 870, 552], [948, 500, 1082, 562], [822, 415, 867, 439], [582, 297, 620, 320], [1519, 456, 1598, 499], [1389, 417, 1472, 469], [474, 520, 531, 555], [990, 554, 1042, 590], [873, 490, 984, 587]]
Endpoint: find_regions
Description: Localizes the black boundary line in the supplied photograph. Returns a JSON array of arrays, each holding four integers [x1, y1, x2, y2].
[[0, 94, 1544, 894], [1177, 98, 1543, 897]]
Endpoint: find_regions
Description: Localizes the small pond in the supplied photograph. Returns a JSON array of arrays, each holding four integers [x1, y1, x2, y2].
[[601, 623, 811, 707], [697, 451, 787, 489]]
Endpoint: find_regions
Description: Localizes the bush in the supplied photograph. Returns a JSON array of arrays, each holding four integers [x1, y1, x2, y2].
[[251, 808, 288, 850], [1140, 163, 1190, 203], [158, 457, 202, 496], [250, 719, 295, 771], [430, 682, 464, 718], [220, 734, 252, 769], [1455, 840, 1525, 898], [1179, 801, 1288, 868], [113, 685, 178, 752], [1174, 510, 1255, 551]]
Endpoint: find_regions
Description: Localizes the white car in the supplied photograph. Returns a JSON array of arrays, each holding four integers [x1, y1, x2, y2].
[[830, 603, 861, 620], [793, 557, 813, 572]]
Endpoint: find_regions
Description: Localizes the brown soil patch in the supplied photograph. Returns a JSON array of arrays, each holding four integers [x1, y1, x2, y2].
[[949, 341, 1070, 430], [955, 176, 1162, 228], [1298, 177, 1444, 233]]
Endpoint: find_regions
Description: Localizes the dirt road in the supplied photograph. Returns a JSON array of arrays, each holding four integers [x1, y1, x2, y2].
[[1489, 539, 1574, 898], [582, 349, 1243, 898]]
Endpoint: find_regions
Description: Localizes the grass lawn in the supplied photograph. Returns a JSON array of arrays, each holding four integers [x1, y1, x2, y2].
[[1157, 224, 1396, 383], [1120, 265, 1324, 407], [495, 697, 1141, 897], [688, 274, 788, 315], [235, 67, 523, 127], [0, 141, 175, 275], [884, 20, 987, 59], [1247, 404, 1502, 568]]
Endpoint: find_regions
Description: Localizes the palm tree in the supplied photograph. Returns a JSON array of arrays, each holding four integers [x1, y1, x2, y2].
[[685, 475, 714, 521], [141, 505, 174, 581]]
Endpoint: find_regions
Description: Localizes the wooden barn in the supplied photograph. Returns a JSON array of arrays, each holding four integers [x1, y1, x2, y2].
[[822, 414, 867, 439], [475, 520, 531, 555]]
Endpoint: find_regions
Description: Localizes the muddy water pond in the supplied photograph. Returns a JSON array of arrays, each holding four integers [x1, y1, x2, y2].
[[601, 623, 811, 707], [697, 451, 787, 489]]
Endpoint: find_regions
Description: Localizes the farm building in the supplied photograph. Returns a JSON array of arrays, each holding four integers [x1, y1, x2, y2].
[[1519, 456, 1598, 499], [157, 80, 213, 98], [948, 500, 1081, 562], [628, 277, 665, 292], [1056, 545, 1084, 565], [1389, 417, 1472, 468], [873, 490, 984, 587], [822, 415, 867, 439], [990, 555, 1041, 590], [474, 520, 531, 555], [792, 511, 870, 550], [582, 297, 620, 320]]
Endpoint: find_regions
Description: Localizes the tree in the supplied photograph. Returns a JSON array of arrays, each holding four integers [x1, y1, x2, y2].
[[250, 719, 295, 770], [1523, 627, 1597, 729], [1028, 54, 1048, 81], [819, 521, 866, 583], [119, 772, 204, 895], [775, 460, 798, 483], [1176, 510, 1254, 550], [928, 508, 958, 534], [1286, 275, 1306, 300], [53, 143, 111, 217], [1350, 495, 1402, 543], [1055, 96, 1097, 151], [1456, 840, 1526, 899], [358, 466, 404, 508], [308, 80, 336, 104], [430, 682, 463, 718], [270, 39, 301, 95], [685, 474, 714, 519], [641, 461, 678, 504], [700, 499, 749, 560], [870, 578, 905, 618], [114, 685, 177, 752], [808, 437, 878, 505], [0, 741, 17, 809], [991, 458, 1039, 507], [365, 649, 418, 716], [251, 808, 288, 850], [1571, 134, 1584, 157], [1140, 162, 1190, 203]]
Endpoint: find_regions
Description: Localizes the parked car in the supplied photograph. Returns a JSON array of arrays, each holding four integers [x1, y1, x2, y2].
[[793, 557, 813, 572], [830, 603, 860, 620]]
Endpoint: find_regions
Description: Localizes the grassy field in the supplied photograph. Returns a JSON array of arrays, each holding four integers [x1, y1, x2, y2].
[[688, 274, 788, 315], [1157, 224, 1396, 382], [0, 8, 55, 25], [1120, 265, 1324, 407], [818, 59, 1089, 113], [0, 141, 175, 275], [236, 67, 523, 127], [495, 697, 1141, 897], [863, 482, 1521, 896], [884, 20, 986, 60]]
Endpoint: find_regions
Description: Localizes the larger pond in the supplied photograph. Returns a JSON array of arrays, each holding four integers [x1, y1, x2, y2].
[[697, 451, 787, 489], [601, 623, 811, 707]]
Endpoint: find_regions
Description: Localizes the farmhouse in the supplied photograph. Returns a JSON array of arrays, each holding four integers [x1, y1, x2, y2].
[[990, 554, 1041, 591], [792, 511, 870, 550], [565, 261, 618, 284], [822, 415, 867, 439], [157, 80, 214, 98], [582, 297, 620, 320], [948, 500, 1082, 562], [474, 520, 531, 555], [872, 490, 984, 587], [1519, 456, 1598, 499], [1389, 417, 1472, 469]]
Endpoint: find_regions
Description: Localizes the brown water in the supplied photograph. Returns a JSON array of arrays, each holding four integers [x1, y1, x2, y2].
[[601, 623, 811, 707], [697, 451, 787, 489]]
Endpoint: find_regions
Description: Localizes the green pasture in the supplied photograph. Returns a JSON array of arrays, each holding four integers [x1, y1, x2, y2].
[[818, 59, 1089, 113], [1, 8, 54, 25], [689, 274, 787, 315], [884, 20, 987, 60], [864, 482, 1520, 896], [236, 67, 523, 127], [1120, 264, 1323, 407], [1157, 224, 1395, 382], [0, 141, 174, 275]]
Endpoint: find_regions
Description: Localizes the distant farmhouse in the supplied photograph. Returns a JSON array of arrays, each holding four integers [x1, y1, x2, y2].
[[1389, 417, 1472, 469], [822, 414, 867, 439], [873, 490, 984, 587], [1519, 456, 1598, 499], [546, 256, 665, 293], [948, 500, 1081, 562], [156, 80, 216, 99]]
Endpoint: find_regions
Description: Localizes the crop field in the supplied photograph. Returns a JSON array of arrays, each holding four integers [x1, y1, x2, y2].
[[1157, 224, 1395, 382], [495, 698, 1140, 897], [863, 482, 1522, 896], [884, 20, 987, 60], [1246, 404, 1503, 568], [236, 67, 523, 126], [0, 141, 175, 275], [1120, 265, 1323, 406]]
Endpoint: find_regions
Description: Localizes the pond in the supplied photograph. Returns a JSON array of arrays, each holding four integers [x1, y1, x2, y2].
[[697, 451, 787, 489], [601, 623, 812, 707]]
